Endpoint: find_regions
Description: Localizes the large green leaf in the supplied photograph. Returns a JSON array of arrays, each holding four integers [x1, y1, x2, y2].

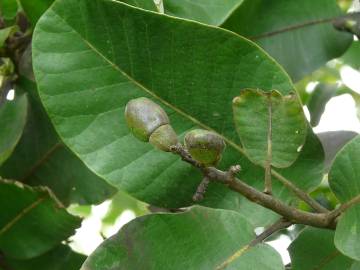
[[163, 0, 242, 25], [288, 227, 354, 270], [4, 245, 86, 270], [329, 135, 360, 260], [222, 0, 353, 81], [0, 77, 116, 206], [233, 89, 307, 168], [0, 93, 28, 166], [0, 179, 81, 259], [32, 0, 323, 212], [81, 206, 284, 270]]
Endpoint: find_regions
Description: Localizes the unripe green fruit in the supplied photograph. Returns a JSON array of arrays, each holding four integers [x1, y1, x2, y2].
[[149, 124, 178, 152], [184, 129, 225, 166], [125, 97, 169, 142], [125, 97, 178, 151]]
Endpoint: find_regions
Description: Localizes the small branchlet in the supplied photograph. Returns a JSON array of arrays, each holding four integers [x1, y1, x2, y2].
[[124, 97, 359, 231]]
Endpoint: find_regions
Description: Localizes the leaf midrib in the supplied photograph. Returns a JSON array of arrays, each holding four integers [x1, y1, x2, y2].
[[0, 195, 47, 235]]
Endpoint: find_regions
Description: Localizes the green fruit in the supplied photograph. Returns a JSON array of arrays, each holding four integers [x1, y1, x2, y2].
[[184, 129, 225, 166], [125, 97, 169, 142], [149, 124, 178, 152]]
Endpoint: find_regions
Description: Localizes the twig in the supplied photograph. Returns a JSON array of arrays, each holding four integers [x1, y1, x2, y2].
[[271, 170, 329, 213], [193, 176, 210, 201], [250, 12, 360, 40], [173, 142, 328, 213], [205, 133, 328, 213], [328, 194, 360, 220], [171, 144, 334, 229]]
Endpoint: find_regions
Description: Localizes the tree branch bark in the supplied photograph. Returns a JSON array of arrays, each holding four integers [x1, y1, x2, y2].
[[171, 144, 335, 229]]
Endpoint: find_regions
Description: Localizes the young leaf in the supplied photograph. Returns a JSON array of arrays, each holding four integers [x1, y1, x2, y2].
[[81, 206, 284, 270], [0, 77, 116, 206], [288, 227, 354, 270], [0, 93, 28, 166], [0, 179, 82, 259], [329, 135, 360, 260], [232, 89, 307, 168], [222, 0, 353, 81]]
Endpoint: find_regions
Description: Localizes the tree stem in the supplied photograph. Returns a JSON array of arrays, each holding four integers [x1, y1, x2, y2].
[[328, 193, 360, 220], [171, 144, 334, 229]]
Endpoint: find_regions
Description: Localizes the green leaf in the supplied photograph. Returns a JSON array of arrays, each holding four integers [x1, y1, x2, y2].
[[288, 227, 354, 270], [318, 131, 358, 171], [0, 93, 28, 166], [233, 89, 307, 168], [4, 245, 86, 270], [307, 84, 338, 127], [19, 0, 54, 26], [0, 77, 116, 206], [351, 261, 360, 270], [81, 206, 284, 270], [0, 179, 81, 259], [0, 0, 18, 21], [341, 40, 360, 70], [334, 206, 360, 261], [329, 135, 360, 260], [32, 0, 323, 212], [163, 0, 242, 25], [222, 0, 353, 81]]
